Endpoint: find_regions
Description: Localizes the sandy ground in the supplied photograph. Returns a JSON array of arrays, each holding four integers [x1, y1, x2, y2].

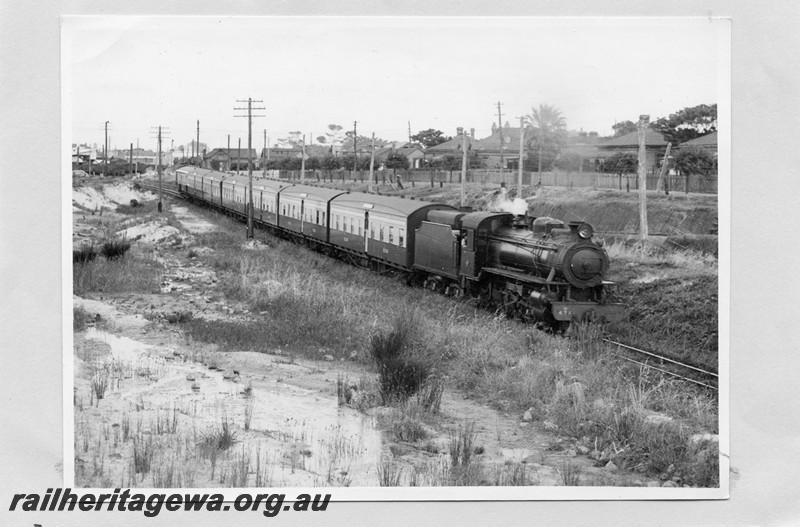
[[72, 177, 660, 489]]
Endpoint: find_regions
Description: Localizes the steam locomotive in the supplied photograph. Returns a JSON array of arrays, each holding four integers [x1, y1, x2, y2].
[[176, 167, 624, 328]]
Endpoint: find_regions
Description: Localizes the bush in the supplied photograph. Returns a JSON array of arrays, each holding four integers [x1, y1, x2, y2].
[[370, 313, 432, 403], [73, 244, 97, 264], [100, 239, 132, 260]]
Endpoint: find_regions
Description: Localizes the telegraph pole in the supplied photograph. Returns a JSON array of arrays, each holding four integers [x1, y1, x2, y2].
[[263, 129, 267, 176], [460, 130, 468, 207], [517, 116, 525, 196], [237, 138, 241, 176], [235, 97, 265, 239], [196, 120, 200, 165], [300, 134, 306, 183], [129, 143, 133, 176], [104, 121, 109, 176], [408, 121, 412, 144], [369, 132, 375, 193], [496, 102, 504, 170], [149, 126, 169, 212], [227, 135, 231, 171], [352, 121, 358, 173], [637, 115, 649, 240]]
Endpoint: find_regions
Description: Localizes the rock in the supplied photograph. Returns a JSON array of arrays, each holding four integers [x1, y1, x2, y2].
[[191, 383, 200, 392], [186, 374, 196, 381], [323, 354, 335, 362], [646, 481, 661, 488], [522, 409, 533, 422], [519, 422, 529, 428], [566, 449, 577, 457], [604, 461, 617, 471], [661, 480, 678, 488], [222, 370, 237, 380], [542, 420, 558, 431], [590, 450, 602, 460], [576, 445, 590, 455], [348, 350, 358, 360]]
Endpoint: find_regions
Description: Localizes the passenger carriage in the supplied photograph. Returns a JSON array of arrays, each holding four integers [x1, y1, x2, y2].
[[328, 192, 454, 269], [276, 185, 346, 242]]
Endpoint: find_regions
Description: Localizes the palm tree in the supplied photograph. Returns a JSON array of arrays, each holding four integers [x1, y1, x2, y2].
[[526, 104, 568, 184]]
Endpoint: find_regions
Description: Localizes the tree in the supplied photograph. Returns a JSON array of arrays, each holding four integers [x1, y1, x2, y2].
[[612, 120, 638, 137], [315, 124, 346, 148], [410, 129, 451, 149], [601, 152, 638, 191], [652, 104, 717, 144], [525, 104, 568, 180], [673, 145, 716, 193], [276, 131, 304, 148]]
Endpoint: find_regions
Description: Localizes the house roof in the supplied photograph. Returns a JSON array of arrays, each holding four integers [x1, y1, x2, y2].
[[599, 129, 667, 148], [207, 148, 259, 159], [426, 135, 478, 153], [683, 131, 718, 147]]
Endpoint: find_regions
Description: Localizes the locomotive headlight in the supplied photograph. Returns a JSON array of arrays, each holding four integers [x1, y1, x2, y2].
[[577, 223, 593, 239]]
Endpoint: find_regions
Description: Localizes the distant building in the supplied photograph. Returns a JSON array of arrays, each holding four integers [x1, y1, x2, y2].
[[682, 131, 718, 156], [206, 148, 259, 171], [597, 129, 669, 174]]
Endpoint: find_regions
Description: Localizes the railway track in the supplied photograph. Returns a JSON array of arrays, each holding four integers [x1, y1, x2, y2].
[[139, 179, 718, 392], [602, 338, 718, 391]]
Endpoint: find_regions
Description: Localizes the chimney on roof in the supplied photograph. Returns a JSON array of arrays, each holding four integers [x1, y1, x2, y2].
[[470, 128, 475, 139], [457, 127, 464, 136], [491, 122, 498, 134]]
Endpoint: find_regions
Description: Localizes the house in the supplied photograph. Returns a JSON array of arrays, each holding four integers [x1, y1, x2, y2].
[[425, 128, 479, 162], [374, 146, 425, 169], [596, 129, 669, 174], [682, 131, 718, 156], [72, 144, 97, 163], [472, 125, 524, 169], [206, 148, 259, 171]]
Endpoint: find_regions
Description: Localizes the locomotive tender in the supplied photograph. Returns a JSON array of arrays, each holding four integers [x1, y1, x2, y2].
[[176, 167, 624, 328]]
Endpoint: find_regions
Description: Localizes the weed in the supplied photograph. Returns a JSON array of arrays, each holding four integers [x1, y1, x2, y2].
[[370, 312, 432, 403], [244, 396, 255, 432], [100, 238, 132, 260], [560, 461, 582, 486], [91, 370, 109, 401], [73, 244, 97, 264], [132, 435, 154, 476], [448, 421, 477, 470], [377, 457, 404, 487], [165, 310, 194, 324], [416, 375, 445, 413], [392, 414, 428, 443]]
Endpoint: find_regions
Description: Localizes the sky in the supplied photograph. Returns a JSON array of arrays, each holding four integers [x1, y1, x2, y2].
[[65, 16, 726, 153]]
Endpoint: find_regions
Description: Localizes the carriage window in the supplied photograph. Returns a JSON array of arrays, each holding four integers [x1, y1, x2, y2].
[[322, 212, 326, 225], [358, 220, 362, 236], [399, 228, 405, 247], [379, 225, 384, 242], [388, 226, 394, 244], [335, 214, 340, 230], [316, 210, 320, 224]]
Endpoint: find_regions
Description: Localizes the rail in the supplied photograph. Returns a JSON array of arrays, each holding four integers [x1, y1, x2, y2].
[[602, 338, 718, 391]]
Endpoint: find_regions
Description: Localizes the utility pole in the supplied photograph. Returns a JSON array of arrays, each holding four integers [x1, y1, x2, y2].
[[656, 142, 672, 195], [352, 121, 358, 174], [518, 116, 525, 197], [149, 125, 169, 212], [104, 121, 109, 176], [637, 115, 649, 240], [300, 134, 306, 183], [129, 143, 133, 176], [496, 102, 504, 170], [227, 135, 231, 171], [235, 97, 265, 239], [196, 120, 200, 165], [263, 129, 267, 176], [460, 130, 468, 207], [408, 121, 412, 144], [237, 138, 241, 176], [369, 132, 375, 193]]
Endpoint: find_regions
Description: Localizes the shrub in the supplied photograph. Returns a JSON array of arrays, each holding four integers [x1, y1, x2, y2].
[[370, 313, 432, 403], [100, 239, 132, 260], [73, 244, 97, 264]]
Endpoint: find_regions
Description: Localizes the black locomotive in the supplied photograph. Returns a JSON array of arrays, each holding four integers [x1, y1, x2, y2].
[[176, 167, 624, 328]]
